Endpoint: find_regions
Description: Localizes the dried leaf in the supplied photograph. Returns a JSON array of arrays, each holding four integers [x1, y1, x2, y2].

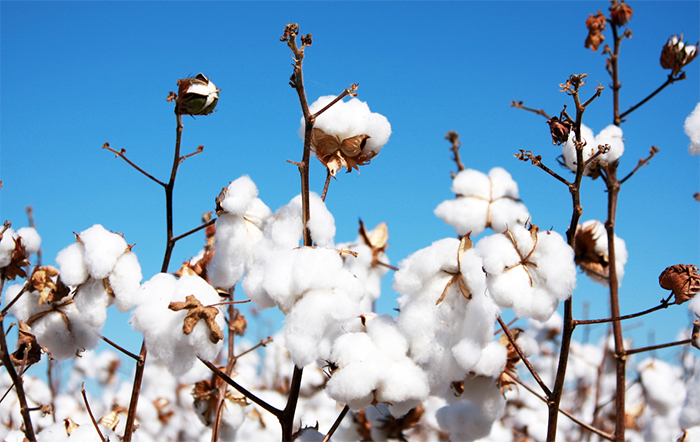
[[98, 410, 120, 431], [64, 418, 79, 435], [168, 295, 224, 344], [232, 309, 247, 336], [659, 264, 700, 304]]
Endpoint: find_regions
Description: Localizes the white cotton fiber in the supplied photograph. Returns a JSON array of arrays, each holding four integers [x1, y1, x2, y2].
[[15, 227, 41, 255], [108, 250, 142, 312], [0, 228, 16, 268], [562, 124, 624, 175], [79, 224, 128, 280], [304, 95, 392, 157], [219, 175, 259, 215], [576, 220, 628, 286], [680, 361, 700, 428], [307, 193, 336, 248], [56, 242, 89, 286], [686, 102, 700, 155], [435, 168, 529, 237], [73, 278, 111, 328]]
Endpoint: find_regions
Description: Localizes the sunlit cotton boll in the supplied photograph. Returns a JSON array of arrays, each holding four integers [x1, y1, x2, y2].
[[685, 102, 700, 155], [0, 227, 16, 268], [575, 220, 628, 286], [56, 242, 89, 286], [477, 225, 576, 322], [434, 167, 529, 237], [131, 274, 225, 376], [562, 124, 624, 175], [79, 224, 130, 280], [15, 227, 41, 256]]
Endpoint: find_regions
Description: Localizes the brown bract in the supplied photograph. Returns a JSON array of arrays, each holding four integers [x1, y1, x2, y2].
[[436, 234, 473, 305], [497, 329, 523, 396], [574, 223, 610, 281], [2, 235, 29, 280], [546, 116, 572, 145], [585, 12, 607, 51], [660, 34, 698, 76], [359, 220, 389, 267], [168, 295, 224, 344], [311, 128, 375, 176], [10, 320, 42, 367], [610, 1, 633, 27], [659, 264, 700, 304], [31, 266, 70, 306]]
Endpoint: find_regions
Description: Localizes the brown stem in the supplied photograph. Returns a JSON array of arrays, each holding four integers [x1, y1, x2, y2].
[[281, 366, 304, 441], [625, 338, 692, 356], [610, 24, 622, 126], [101, 335, 141, 361], [81, 383, 107, 442], [0, 314, 36, 441], [172, 218, 216, 243], [619, 74, 685, 122], [445, 131, 465, 173], [321, 170, 332, 202], [574, 293, 673, 326], [497, 316, 551, 396], [515, 150, 572, 187], [102, 143, 166, 187], [510, 100, 552, 120], [1, 283, 28, 317], [237, 337, 273, 359], [311, 84, 358, 119], [322, 406, 350, 442], [513, 376, 614, 441], [200, 357, 282, 418], [619, 146, 659, 185], [211, 293, 238, 442]]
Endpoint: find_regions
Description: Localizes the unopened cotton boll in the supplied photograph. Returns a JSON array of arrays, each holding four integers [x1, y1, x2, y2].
[[434, 167, 529, 237], [685, 102, 700, 155]]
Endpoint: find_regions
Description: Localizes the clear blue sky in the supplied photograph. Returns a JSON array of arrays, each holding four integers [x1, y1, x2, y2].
[[1, 1, 698, 371]]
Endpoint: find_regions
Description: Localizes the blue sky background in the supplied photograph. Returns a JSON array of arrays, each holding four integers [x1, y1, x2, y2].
[[1, 1, 699, 380]]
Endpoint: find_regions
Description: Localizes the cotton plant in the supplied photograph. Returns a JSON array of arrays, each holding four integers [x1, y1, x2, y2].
[[301, 95, 391, 176], [324, 314, 430, 417], [434, 167, 530, 237], [477, 223, 576, 322], [393, 236, 501, 394], [242, 192, 365, 367], [0, 225, 41, 278], [561, 123, 625, 176], [573, 220, 628, 286], [130, 273, 226, 376], [207, 175, 272, 290]]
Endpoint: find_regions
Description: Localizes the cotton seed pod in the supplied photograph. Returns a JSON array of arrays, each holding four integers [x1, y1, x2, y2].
[[659, 264, 700, 304], [660, 35, 698, 77], [585, 11, 606, 52], [609, 1, 633, 27], [176, 73, 220, 115]]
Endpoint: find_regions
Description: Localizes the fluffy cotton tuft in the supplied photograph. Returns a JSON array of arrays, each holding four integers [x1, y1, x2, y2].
[[478, 225, 576, 321], [575, 220, 628, 286], [0, 227, 41, 269], [303, 95, 392, 157], [562, 124, 624, 175], [79, 225, 129, 280], [435, 168, 529, 237], [685, 102, 700, 155]]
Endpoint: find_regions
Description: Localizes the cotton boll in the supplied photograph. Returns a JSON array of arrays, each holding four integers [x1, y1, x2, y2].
[[36, 422, 70, 441], [79, 224, 128, 279], [109, 250, 142, 312], [56, 242, 89, 286], [680, 361, 700, 428], [307, 192, 335, 248], [375, 358, 429, 410], [434, 197, 489, 237], [15, 227, 41, 255], [219, 175, 259, 215], [561, 124, 595, 173], [685, 102, 700, 155], [73, 277, 111, 328], [325, 362, 381, 410], [31, 304, 101, 360], [562, 124, 624, 175], [595, 124, 624, 163], [0, 227, 16, 268], [471, 341, 507, 377], [638, 358, 686, 415], [575, 220, 627, 286]]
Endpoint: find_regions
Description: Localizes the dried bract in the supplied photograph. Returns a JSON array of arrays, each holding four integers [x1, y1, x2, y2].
[[312, 128, 373, 176], [610, 1, 633, 27], [168, 294, 224, 343], [585, 11, 607, 52], [546, 116, 572, 145], [659, 264, 700, 304], [176, 73, 220, 116], [10, 320, 42, 367], [660, 34, 698, 76]]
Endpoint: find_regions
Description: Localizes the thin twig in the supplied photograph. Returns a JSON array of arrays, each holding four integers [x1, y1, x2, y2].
[[102, 143, 166, 187], [322, 405, 350, 442], [179, 145, 204, 162], [200, 358, 282, 418], [101, 335, 141, 361], [510, 101, 552, 120], [321, 170, 332, 202], [619, 74, 685, 122], [445, 131, 465, 173], [1, 283, 28, 317], [498, 316, 551, 396], [236, 337, 273, 360], [312, 85, 358, 119], [512, 376, 614, 441], [625, 339, 692, 356], [81, 383, 107, 442], [172, 218, 216, 243], [515, 150, 572, 187], [619, 146, 659, 185], [575, 293, 673, 326]]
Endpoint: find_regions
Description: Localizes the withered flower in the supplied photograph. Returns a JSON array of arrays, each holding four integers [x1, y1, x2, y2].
[[546, 116, 572, 145], [175, 73, 220, 116], [659, 264, 700, 304], [610, 1, 633, 27], [168, 295, 224, 343], [660, 34, 698, 76], [585, 11, 607, 52]]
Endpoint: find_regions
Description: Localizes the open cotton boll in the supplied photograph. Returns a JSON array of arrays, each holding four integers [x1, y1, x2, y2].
[[562, 124, 624, 175], [30, 303, 102, 360], [685, 102, 700, 155], [218, 175, 260, 216], [73, 278, 111, 328], [208, 214, 261, 290], [680, 361, 700, 428], [108, 250, 142, 312], [15, 227, 41, 255], [338, 240, 389, 312], [79, 224, 129, 280], [435, 168, 529, 237], [0, 227, 16, 268], [56, 242, 89, 286], [638, 358, 686, 416], [575, 220, 628, 286], [478, 225, 576, 321]]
